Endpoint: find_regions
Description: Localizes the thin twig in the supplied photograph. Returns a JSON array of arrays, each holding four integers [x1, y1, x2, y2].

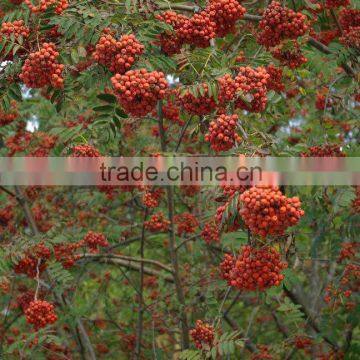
[[135, 209, 148, 359]]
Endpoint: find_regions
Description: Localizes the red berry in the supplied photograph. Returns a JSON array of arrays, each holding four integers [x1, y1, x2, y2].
[[25, 300, 57, 330], [111, 69, 168, 117], [189, 320, 215, 349], [239, 186, 304, 237], [19, 43, 64, 89], [93, 33, 144, 74]]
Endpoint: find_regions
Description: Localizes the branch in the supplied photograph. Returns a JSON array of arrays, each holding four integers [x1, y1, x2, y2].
[[83, 253, 174, 283], [83, 254, 173, 273], [135, 209, 148, 359], [158, 100, 190, 349]]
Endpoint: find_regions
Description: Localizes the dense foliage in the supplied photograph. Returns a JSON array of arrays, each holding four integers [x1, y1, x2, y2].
[[0, 0, 359, 359]]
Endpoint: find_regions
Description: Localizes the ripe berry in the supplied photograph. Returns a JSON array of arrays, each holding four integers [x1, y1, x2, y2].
[[0, 107, 18, 126], [339, 8, 360, 31], [14, 243, 51, 278], [340, 27, 360, 49], [265, 65, 284, 92], [257, 1, 308, 48], [294, 336, 312, 349], [111, 69, 168, 117], [189, 320, 215, 349], [300, 144, 345, 157], [221, 245, 288, 291], [235, 66, 270, 112], [83, 231, 109, 253], [174, 212, 199, 236], [93, 33, 144, 74], [71, 144, 101, 157], [177, 83, 217, 116], [271, 41, 307, 69], [206, 0, 246, 37], [19, 43, 64, 89], [0, 20, 30, 38], [201, 221, 220, 244], [144, 212, 170, 232], [239, 186, 304, 237], [205, 114, 241, 152], [142, 188, 164, 208], [325, 0, 350, 8], [24, 0, 68, 14], [25, 300, 57, 330], [155, 11, 188, 55], [179, 11, 216, 48]]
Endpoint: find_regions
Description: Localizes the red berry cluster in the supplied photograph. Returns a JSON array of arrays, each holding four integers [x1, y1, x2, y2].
[[271, 41, 307, 69], [83, 231, 109, 253], [325, 0, 350, 8], [14, 243, 51, 278], [19, 43, 64, 89], [325, 263, 359, 311], [144, 212, 170, 232], [340, 26, 360, 49], [265, 64, 284, 92], [221, 245, 287, 291], [24, 0, 68, 14], [156, 0, 245, 54], [0, 107, 18, 126], [251, 345, 273, 360], [217, 74, 237, 104], [235, 66, 270, 112], [300, 144, 345, 157], [294, 336, 313, 350], [17, 290, 36, 312], [93, 33, 144, 74], [219, 253, 235, 281], [142, 188, 164, 208], [239, 186, 304, 238], [189, 320, 215, 350], [178, 11, 216, 48], [177, 83, 217, 116], [315, 92, 332, 110], [205, 114, 241, 152], [155, 11, 189, 55], [206, 0, 246, 37], [162, 100, 183, 125], [111, 69, 168, 117], [71, 144, 101, 157], [174, 212, 199, 236], [258, 1, 308, 48], [312, 30, 339, 46], [0, 20, 30, 38], [201, 221, 220, 244], [339, 8, 360, 30], [0, 204, 14, 229], [5, 125, 32, 156], [28, 131, 57, 157], [25, 300, 57, 330], [337, 242, 358, 263], [54, 242, 82, 268]]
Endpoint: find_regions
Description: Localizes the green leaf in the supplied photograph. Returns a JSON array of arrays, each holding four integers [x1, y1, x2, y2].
[[97, 93, 117, 104]]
